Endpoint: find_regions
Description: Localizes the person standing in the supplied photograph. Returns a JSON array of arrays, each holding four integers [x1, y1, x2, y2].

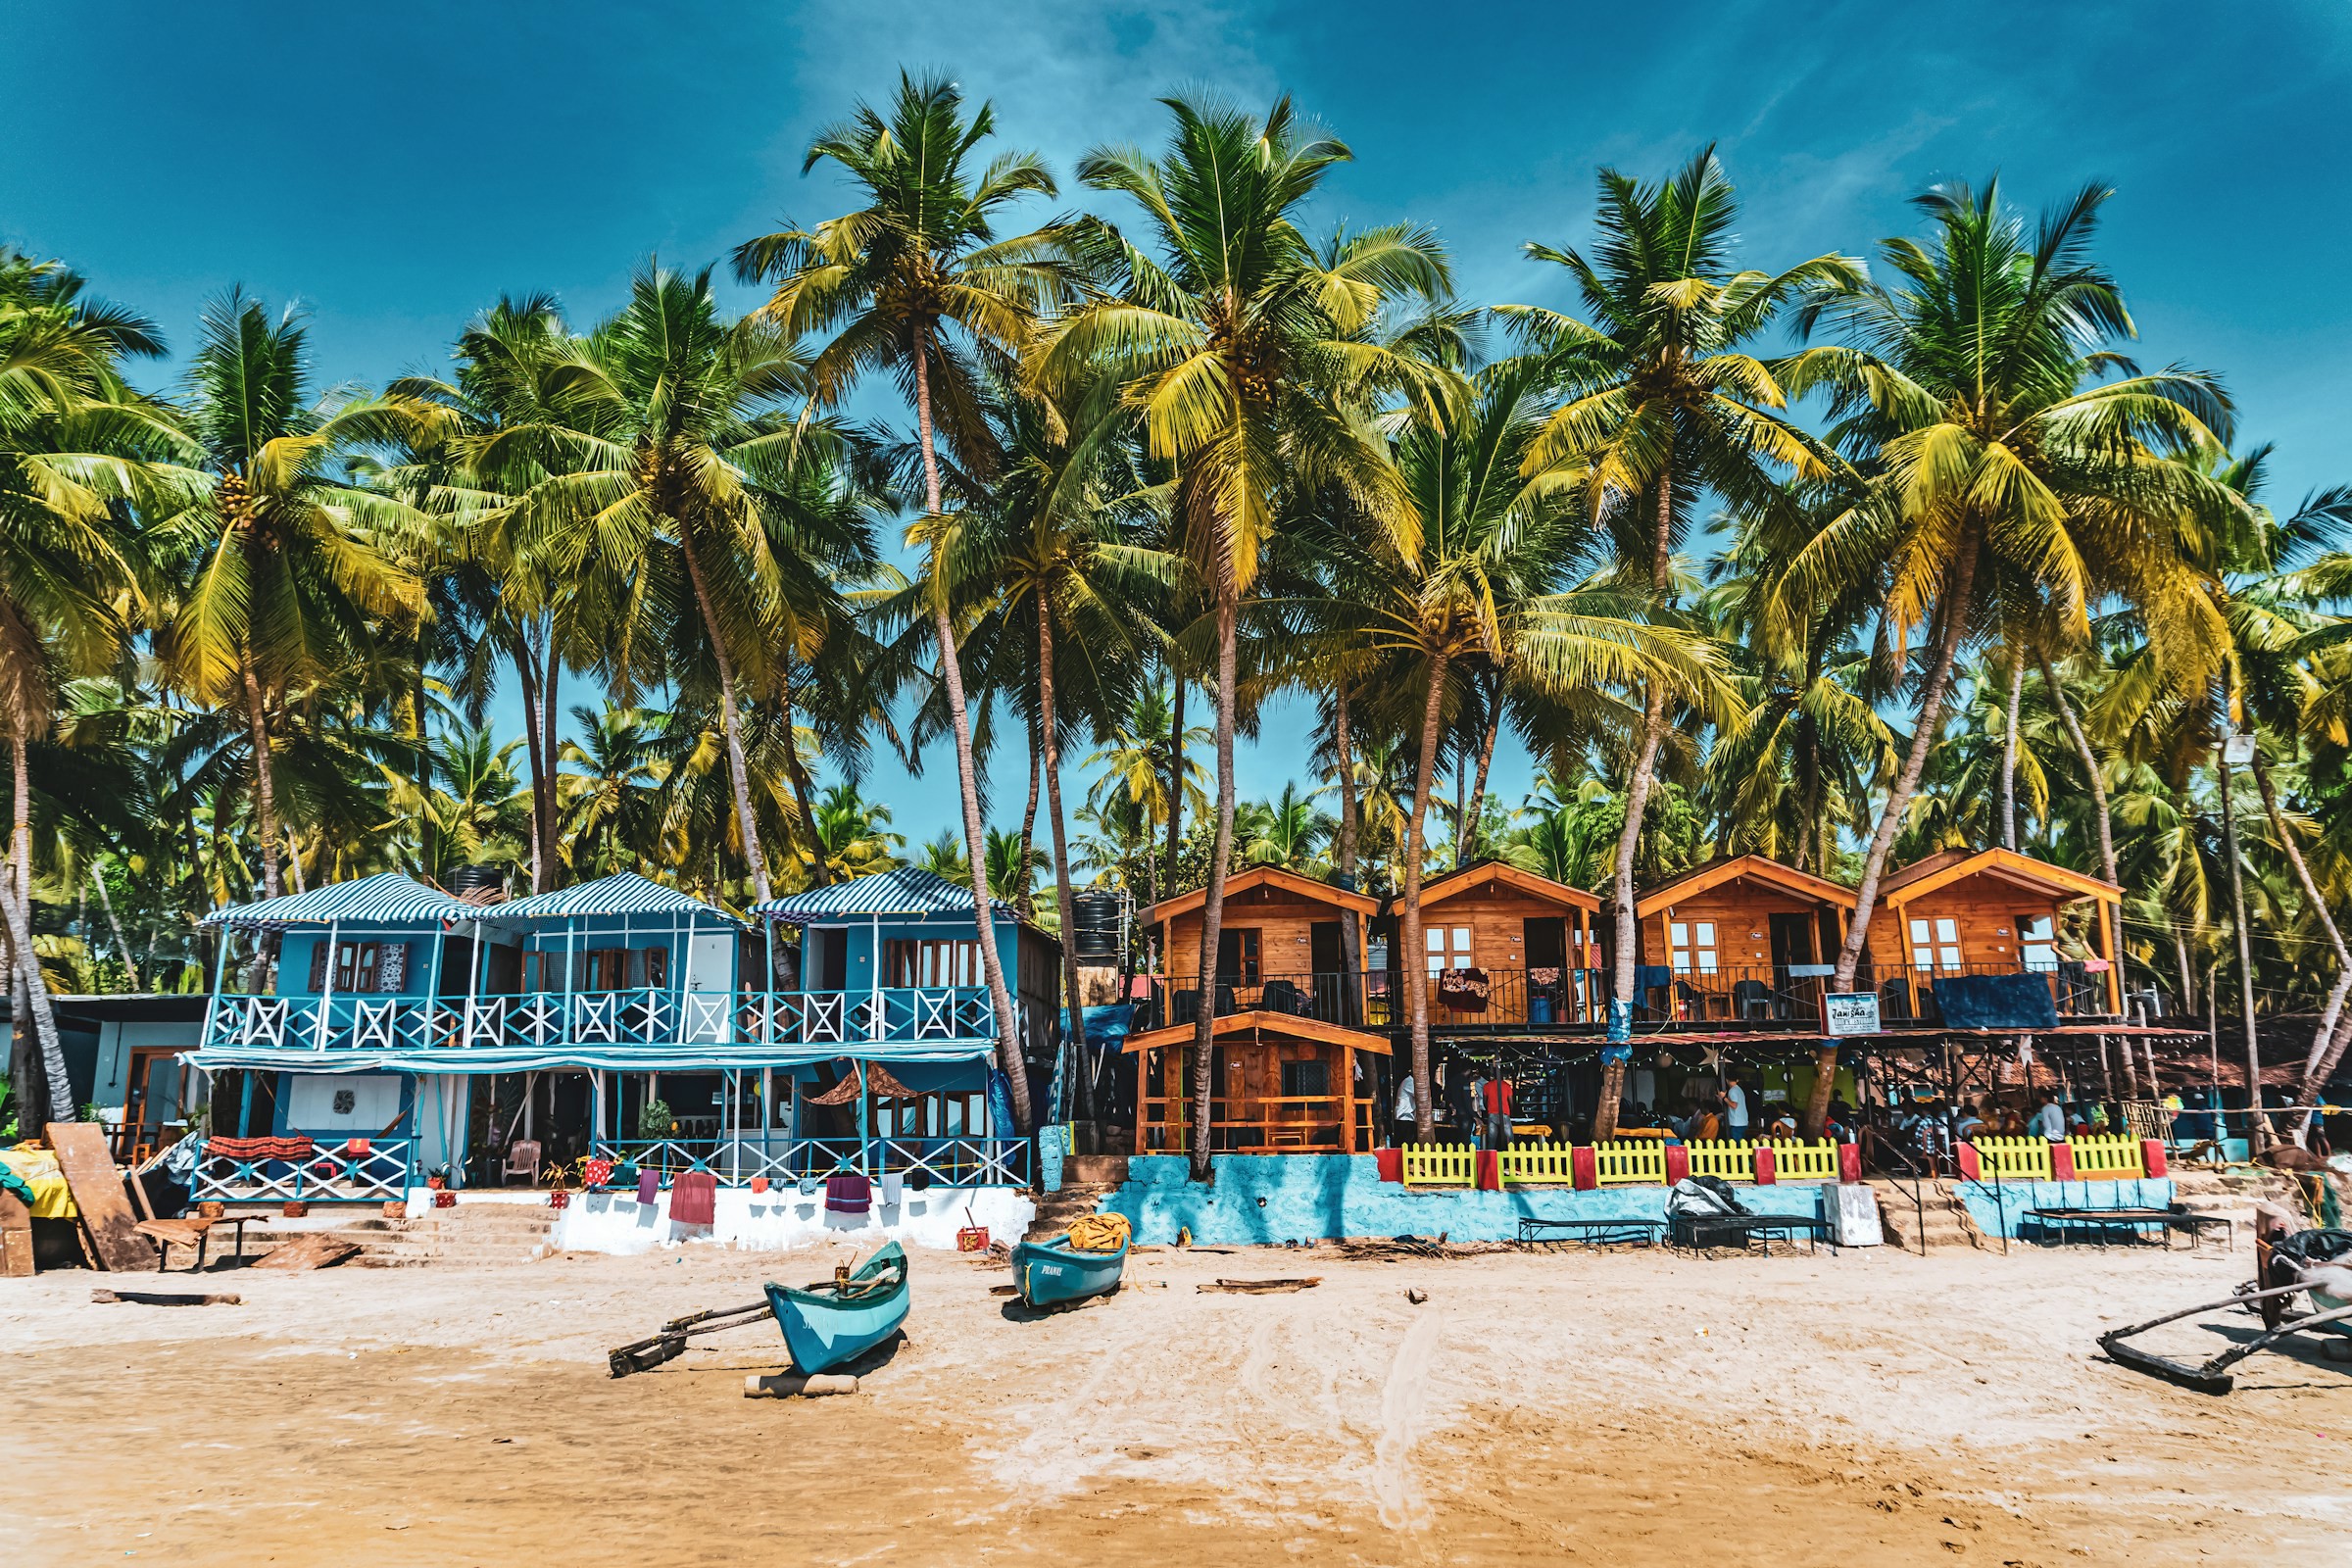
[[1393, 1071, 1417, 1149], [1724, 1075, 1751, 1143], [1483, 1073, 1514, 1150]]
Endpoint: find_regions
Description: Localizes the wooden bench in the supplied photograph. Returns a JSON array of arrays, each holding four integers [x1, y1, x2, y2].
[[133, 1216, 257, 1272]]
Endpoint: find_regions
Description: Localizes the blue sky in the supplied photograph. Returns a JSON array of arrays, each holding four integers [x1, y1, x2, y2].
[[5, 0, 2347, 843]]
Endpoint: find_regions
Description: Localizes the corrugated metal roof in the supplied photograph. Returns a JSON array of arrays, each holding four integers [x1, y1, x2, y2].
[[478, 870, 746, 927], [202, 872, 474, 930], [754, 866, 1003, 925]]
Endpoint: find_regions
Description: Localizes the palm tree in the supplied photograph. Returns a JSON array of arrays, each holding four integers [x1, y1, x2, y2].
[[151, 289, 434, 911], [1346, 357, 1732, 1139], [1237, 782, 1332, 871], [493, 265, 875, 907], [809, 784, 905, 881], [1504, 151, 1858, 1135], [1043, 94, 1456, 1177], [0, 251, 177, 1126], [553, 703, 672, 877], [1781, 177, 2240, 1133], [736, 72, 1075, 1132]]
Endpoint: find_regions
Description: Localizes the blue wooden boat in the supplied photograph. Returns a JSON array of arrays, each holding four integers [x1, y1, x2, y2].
[[1012, 1231, 1130, 1308], [763, 1241, 909, 1372]]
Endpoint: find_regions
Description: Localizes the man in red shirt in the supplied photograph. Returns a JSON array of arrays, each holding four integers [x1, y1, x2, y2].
[[1482, 1075, 1514, 1150]]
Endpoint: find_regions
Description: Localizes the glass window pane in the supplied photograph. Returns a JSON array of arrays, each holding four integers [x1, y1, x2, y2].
[[1452, 928, 1471, 952], [1939, 946, 1962, 971], [1695, 922, 1715, 947], [1913, 947, 1934, 969], [1909, 919, 1930, 943], [1936, 918, 1958, 943], [1670, 922, 1689, 946], [1426, 930, 1446, 952], [1672, 951, 1692, 973], [1697, 951, 1719, 974]]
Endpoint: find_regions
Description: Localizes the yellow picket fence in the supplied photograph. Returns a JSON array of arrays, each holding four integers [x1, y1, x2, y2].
[[1763, 1139, 1840, 1182], [1968, 1136, 2053, 1181], [1499, 1142, 1577, 1184], [1592, 1140, 1668, 1185], [2066, 1135, 2145, 1178], [1401, 1143, 1476, 1187], [1684, 1140, 1755, 1181]]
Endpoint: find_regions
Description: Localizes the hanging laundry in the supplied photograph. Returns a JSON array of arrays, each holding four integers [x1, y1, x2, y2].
[[878, 1172, 905, 1206], [636, 1169, 660, 1206], [824, 1172, 872, 1214], [669, 1169, 718, 1226]]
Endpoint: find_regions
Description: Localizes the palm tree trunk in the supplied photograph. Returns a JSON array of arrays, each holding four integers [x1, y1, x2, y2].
[[1812, 530, 1980, 1137], [674, 528, 773, 906], [1999, 651, 2024, 850], [1598, 467, 1680, 1142], [1456, 687, 1501, 868], [912, 330, 1031, 1134], [1333, 685, 1363, 1025], [1189, 565, 1241, 1181], [9, 734, 74, 1126], [2247, 756, 2352, 1140], [2217, 751, 2269, 1151], [1165, 671, 1187, 875], [1037, 597, 1086, 1119], [241, 656, 282, 902], [541, 647, 563, 889], [779, 665, 829, 888], [1017, 712, 1042, 921], [412, 665, 435, 881], [1403, 648, 1451, 1142], [513, 639, 547, 891], [90, 864, 140, 991]]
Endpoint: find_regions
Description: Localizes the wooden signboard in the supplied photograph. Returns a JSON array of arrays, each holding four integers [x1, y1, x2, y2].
[[1821, 992, 1882, 1037], [45, 1122, 157, 1273]]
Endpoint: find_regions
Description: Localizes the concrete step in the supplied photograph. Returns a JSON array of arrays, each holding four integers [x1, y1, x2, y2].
[[1023, 1181, 1117, 1244]]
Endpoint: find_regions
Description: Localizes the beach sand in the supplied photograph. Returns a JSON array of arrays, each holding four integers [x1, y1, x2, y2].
[[4, 1238, 2346, 1565]]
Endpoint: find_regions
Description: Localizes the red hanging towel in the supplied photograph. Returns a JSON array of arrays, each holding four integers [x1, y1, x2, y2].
[[824, 1172, 872, 1214], [669, 1169, 718, 1226]]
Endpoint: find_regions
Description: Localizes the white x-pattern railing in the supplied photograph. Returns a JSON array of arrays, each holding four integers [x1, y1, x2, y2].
[[191, 1139, 416, 1204], [203, 984, 998, 1054]]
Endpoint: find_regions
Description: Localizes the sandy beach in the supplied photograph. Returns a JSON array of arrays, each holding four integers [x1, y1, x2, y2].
[[5, 1240, 2347, 1566]]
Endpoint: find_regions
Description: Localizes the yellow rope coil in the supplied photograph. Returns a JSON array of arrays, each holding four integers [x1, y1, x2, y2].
[[1066, 1211, 1132, 1252]]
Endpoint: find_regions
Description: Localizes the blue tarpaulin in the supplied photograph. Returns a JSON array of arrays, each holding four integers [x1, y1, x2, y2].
[[1931, 972, 2058, 1030]]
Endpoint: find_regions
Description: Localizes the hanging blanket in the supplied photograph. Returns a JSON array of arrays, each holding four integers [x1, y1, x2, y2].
[[824, 1172, 872, 1214], [1438, 967, 1493, 1012], [669, 1169, 718, 1226], [806, 1064, 863, 1105]]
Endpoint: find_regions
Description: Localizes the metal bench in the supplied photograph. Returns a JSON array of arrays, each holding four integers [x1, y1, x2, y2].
[[1515, 1217, 1664, 1249]]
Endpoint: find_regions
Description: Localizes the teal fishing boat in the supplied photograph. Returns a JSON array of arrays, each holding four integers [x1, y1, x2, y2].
[[764, 1242, 909, 1372], [1012, 1230, 1130, 1308]]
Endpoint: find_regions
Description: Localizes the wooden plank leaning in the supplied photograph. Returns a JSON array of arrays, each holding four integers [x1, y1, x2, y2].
[[46, 1122, 156, 1273]]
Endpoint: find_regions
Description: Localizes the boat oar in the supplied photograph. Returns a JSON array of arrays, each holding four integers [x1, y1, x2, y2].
[[2097, 1283, 2352, 1395], [608, 1299, 773, 1379]]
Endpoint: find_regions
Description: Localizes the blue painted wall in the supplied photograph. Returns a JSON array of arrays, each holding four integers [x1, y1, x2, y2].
[[1955, 1177, 2176, 1240], [1101, 1154, 1830, 1245], [796, 915, 1022, 993], [276, 928, 442, 999]]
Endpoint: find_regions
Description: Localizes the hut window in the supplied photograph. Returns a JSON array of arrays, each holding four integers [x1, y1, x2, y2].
[[644, 946, 668, 988], [2016, 914, 2057, 971], [1668, 922, 1716, 975], [1217, 928, 1262, 984], [1909, 918, 1962, 972], [1425, 927, 1471, 975], [1281, 1059, 1329, 1097], [888, 939, 983, 988]]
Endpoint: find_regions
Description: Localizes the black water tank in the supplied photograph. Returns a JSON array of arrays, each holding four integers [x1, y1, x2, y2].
[[448, 865, 507, 899], [1070, 893, 1122, 960]]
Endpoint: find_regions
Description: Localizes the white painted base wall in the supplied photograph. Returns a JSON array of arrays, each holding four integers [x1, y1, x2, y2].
[[545, 1185, 1034, 1255]]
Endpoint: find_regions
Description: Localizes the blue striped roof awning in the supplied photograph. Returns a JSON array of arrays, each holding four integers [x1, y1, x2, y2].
[[754, 866, 1003, 925], [477, 870, 745, 928], [202, 872, 474, 931]]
